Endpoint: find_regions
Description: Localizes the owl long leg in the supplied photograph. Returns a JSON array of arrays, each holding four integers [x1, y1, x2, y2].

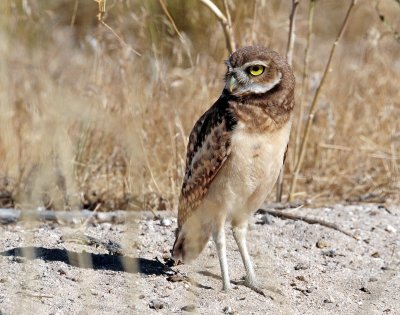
[[232, 222, 255, 283], [212, 225, 231, 291], [232, 221, 266, 296]]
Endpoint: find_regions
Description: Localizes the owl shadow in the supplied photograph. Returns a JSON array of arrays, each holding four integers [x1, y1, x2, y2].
[[0, 246, 170, 276]]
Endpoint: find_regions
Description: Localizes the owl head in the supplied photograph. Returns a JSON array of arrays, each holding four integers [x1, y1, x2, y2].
[[224, 46, 292, 97]]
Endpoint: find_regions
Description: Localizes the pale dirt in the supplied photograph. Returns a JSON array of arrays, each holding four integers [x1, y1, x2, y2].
[[0, 203, 399, 315]]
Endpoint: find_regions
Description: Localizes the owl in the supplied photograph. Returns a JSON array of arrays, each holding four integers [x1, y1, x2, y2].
[[172, 46, 295, 295]]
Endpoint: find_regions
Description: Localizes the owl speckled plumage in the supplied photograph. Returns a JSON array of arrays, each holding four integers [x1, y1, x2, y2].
[[172, 46, 295, 295]]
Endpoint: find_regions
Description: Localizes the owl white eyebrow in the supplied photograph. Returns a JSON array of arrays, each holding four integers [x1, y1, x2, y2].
[[240, 60, 269, 70]]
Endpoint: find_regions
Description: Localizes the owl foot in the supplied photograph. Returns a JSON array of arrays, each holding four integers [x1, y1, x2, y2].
[[244, 280, 266, 297]]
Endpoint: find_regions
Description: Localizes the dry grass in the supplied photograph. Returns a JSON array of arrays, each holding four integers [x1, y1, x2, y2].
[[0, 0, 399, 211]]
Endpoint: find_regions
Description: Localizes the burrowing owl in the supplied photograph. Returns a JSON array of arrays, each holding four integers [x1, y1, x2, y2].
[[172, 46, 295, 295]]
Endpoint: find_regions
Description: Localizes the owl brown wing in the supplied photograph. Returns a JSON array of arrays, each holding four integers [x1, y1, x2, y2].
[[178, 95, 237, 227]]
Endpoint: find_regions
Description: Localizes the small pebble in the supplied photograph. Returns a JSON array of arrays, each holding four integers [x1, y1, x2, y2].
[[324, 296, 334, 303], [223, 306, 234, 314], [316, 239, 328, 249], [160, 218, 172, 227], [296, 275, 306, 282], [360, 287, 371, 294], [100, 223, 112, 230], [306, 286, 315, 293], [162, 252, 171, 261], [256, 214, 273, 225], [294, 262, 309, 270], [9, 256, 25, 263], [385, 225, 397, 234], [181, 304, 196, 312], [322, 249, 337, 257], [369, 277, 378, 282], [371, 251, 380, 258], [149, 299, 164, 310]]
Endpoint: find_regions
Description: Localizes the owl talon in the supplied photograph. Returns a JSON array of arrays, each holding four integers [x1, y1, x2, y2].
[[243, 279, 267, 297]]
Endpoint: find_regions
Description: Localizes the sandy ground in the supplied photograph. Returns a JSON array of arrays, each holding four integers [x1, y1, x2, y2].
[[0, 203, 399, 315]]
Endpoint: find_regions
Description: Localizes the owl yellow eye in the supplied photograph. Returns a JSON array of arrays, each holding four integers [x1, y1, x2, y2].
[[248, 65, 265, 76]]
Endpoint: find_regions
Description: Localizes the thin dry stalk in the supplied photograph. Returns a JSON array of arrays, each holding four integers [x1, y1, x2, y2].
[[94, 0, 141, 56], [251, 0, 258, 44], [293, 0, 316, 166], [199, 0, 236, 53], [222, 0, 235, 50], [288, 0, 357, 201], [99, 21, 142, 56], [70, 0, 80, 27], [285, 0, 300, 65], [260, 208, 358, 240], [94, 0, 106, 21], [159, 0, 184, 41], [276, 0, 299, 202]]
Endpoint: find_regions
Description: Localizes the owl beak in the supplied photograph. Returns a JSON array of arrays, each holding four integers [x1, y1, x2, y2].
[[228, 77, 238, 93]]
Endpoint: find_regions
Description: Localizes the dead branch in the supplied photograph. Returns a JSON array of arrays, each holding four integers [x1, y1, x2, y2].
[[258, 208, 358, 240], [94, 0, 142, 56], [293, 0, 316, 167], [159, 0, 184, 41], [70, 0, 80, 27], [199, 0, 236, 53], [286, 0, 300, 65], [288, 0, 357, 201], [276, 0, 300, 202]]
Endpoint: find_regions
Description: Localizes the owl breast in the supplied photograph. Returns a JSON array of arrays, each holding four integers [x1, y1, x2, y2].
[[204, 119, 292, 219]]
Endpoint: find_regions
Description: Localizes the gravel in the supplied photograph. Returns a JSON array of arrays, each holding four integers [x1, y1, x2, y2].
[[0, 203, 399, 314]]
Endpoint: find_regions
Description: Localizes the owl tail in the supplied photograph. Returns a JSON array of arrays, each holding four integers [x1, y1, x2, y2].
[[172, 213, 212, 263]]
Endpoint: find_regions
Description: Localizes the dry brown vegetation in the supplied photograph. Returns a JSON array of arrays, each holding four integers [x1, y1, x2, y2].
[[0, 0, 399, 211]]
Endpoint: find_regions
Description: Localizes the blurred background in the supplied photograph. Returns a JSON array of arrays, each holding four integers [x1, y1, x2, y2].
[[0, 0, 399, 211]]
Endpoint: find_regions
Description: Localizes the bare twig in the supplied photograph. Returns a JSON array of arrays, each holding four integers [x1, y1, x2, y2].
[[276, 0, 299, 202], [94, 0, 142, 56], [288, 0, 357, 201], [285, 0, 300, 65], [199, 0, 236, 53], [17, 291, 54, 299], [99, 21, 142, 56], [159, 0, 184, 41], [94, 0, 106, 21], [293, 0, 316, 167], [222, 0, 236, 51], [70, 0, 80, 27], [251, 0, 258, 44], [259, 208, 358, 240]]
